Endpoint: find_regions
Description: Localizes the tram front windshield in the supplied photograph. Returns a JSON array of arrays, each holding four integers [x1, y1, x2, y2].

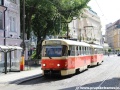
[[42, 45, 67, 57]]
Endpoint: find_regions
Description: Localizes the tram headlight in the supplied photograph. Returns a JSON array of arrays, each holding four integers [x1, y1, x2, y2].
[[43, 64, 46, 66], [57, 64, 60, 67]]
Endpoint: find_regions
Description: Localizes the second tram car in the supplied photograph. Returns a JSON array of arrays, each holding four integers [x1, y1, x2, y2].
[[90, 44, 103, 66], [41, 39, 103, 76]]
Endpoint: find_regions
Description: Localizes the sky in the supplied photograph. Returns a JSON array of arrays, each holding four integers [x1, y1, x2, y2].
[[88, 0, 120, 35]]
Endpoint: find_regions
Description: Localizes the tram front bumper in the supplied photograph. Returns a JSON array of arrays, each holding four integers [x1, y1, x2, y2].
[[43, 70, 61, 76]]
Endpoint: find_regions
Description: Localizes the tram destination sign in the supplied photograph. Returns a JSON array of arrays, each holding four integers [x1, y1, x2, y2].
[[45, 40, 61, 45]]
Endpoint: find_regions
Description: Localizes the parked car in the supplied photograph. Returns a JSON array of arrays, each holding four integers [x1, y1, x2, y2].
[[117, 54, 120, 56]]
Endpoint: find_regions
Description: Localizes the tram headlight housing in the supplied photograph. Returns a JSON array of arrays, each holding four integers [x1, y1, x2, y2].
[[43, 64, 46, 66], [57, 64, 60, 67]]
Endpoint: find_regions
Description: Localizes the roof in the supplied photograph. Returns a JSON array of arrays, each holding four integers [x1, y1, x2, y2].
[[0, 45, 9, 49], [44, 39, 90, 47], [90, 44, 103, 49], [0, 45, 22, 50]]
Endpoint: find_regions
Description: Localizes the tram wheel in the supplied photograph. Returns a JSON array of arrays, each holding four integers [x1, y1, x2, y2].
[[97, 62, 99, 66], [75, 69, 80, 74]]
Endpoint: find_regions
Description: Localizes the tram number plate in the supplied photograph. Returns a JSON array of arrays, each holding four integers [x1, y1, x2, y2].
[[49, 63, 54, 65]]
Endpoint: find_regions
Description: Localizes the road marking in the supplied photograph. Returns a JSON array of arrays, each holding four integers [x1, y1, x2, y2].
[[95, 62, 120, 90]]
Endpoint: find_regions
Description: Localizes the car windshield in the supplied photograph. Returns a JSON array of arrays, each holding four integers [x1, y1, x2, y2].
[[42, 45, 67, 57]]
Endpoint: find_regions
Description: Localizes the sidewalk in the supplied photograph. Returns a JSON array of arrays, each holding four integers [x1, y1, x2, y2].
[[0, 66, 43, 84]]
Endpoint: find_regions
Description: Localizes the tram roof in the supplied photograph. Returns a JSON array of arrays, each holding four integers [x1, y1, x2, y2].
[[90, 44, 103, 48], [44, 39, 90, 47]]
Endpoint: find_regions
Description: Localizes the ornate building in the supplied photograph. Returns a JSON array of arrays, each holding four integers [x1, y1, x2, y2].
[[68, 8, 102, 45]]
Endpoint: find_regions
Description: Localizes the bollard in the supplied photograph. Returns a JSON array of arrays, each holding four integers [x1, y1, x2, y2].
[[20, 56, 25, 71]]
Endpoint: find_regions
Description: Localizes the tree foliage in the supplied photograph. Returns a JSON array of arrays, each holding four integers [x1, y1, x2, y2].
[[20, 0, 90, 59]]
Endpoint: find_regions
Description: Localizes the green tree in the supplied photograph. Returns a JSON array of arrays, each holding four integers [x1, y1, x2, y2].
[[20, 0, 90, 59], [108, 49, 111, 52]]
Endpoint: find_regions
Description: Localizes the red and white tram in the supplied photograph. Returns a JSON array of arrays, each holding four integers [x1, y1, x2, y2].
[[41, 39, 103, 76], [90, 44, 103, 66]]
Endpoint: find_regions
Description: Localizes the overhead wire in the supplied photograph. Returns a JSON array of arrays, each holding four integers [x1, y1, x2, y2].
[[95, 0, 108, 22]]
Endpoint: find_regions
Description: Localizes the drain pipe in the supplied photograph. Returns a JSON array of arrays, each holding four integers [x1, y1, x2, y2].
[[3, 6, 7, 45], [3, 6, 7, 74]]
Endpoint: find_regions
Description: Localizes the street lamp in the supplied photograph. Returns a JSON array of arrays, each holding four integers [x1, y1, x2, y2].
[[20, 0, 25, 71]]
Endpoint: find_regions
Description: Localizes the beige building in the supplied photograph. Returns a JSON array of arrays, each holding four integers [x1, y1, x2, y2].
[[106, 19, 120, 50], [68, 8, 102, 45]]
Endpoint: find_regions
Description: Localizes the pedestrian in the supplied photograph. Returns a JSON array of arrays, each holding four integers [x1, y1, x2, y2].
[[108, 52, 109, 56]]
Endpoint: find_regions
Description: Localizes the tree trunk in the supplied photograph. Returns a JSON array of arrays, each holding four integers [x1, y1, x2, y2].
[[36, 36, 43, 59]]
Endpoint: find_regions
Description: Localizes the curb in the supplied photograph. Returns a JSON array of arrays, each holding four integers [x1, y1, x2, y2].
[[9, 74, 43, 84]]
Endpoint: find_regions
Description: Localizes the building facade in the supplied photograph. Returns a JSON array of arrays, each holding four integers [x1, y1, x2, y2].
[[68, 8, 102, 45], [0, 0, 7, 45], [0, 0, 22, 73], [4, 0, 22, 46], [106, 19, 120, 50]]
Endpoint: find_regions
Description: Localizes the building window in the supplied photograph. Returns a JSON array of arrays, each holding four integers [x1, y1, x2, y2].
[[10, 0, 16, 4], [10, 17, 16, 32], [0, 53, 1, 61], [0, 0, 3, 5], [0, 12, 3, 29]]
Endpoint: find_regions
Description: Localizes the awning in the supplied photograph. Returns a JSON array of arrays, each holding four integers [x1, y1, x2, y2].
[[14, 46, 22, 50], [0, 45, 22, 50], [0, 45, 9, 49]]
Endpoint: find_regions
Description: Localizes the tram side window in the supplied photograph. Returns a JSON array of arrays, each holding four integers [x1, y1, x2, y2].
[[76, 46, 80, 56], [87, 47, 89, 55], [88, 47, 90, 55], [62, 45, 67, 56], [99, 49, 100, 54], [95, 48, 98, 54], [81, 46, 84, 55], [98, 49, 100, 54], [86, 47, 88, 55], [79, 46, 81, 55], [97, 49, 99, 54], [100, 49, 102, 54], [84, 47, 87, 55], [85, 47, 87, 55], [69, 46, 75, 56], [90, 48, 93, 54], [102, 49, 104, 54]]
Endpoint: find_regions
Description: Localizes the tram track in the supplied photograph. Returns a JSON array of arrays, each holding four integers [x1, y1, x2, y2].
[[19, 56, 120, 90], [78, 57, 120, 90], [95, 64, 120, 90], [1, 56, 120, 90], [20, 59, 115, 85]]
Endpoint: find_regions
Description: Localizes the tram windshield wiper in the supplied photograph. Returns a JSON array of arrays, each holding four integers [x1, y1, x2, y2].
[[46, 54, 52, 59], [48, 56, 52, 59]]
